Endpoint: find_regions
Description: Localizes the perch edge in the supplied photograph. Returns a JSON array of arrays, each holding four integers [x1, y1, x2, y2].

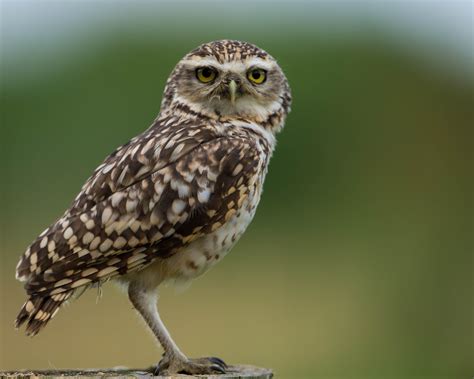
[[0, 364, 272, 379]]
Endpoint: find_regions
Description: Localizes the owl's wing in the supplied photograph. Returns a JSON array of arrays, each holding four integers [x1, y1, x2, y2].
[[16, 128, 261, 296], [15, 126, 262, 335], [68, 116, 219, 215]]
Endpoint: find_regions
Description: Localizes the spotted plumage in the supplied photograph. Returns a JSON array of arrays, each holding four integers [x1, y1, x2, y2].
[[15, 40, 291, 375]]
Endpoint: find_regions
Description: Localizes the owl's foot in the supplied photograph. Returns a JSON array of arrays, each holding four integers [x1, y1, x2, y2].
[[155, 354, 227, 375]]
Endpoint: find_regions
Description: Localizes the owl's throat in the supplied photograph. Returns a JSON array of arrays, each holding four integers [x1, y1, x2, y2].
[[167, 92, 288, 136]]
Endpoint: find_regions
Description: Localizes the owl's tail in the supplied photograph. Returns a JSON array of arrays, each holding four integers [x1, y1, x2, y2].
[[15, 291, 73, 336]]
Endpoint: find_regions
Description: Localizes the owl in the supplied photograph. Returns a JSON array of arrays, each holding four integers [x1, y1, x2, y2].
[[15, 40, 291, 375]]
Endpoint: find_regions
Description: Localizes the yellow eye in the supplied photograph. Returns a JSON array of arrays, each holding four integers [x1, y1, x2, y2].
[[196, 67, 217, 83], [247, 68, 266, 84]]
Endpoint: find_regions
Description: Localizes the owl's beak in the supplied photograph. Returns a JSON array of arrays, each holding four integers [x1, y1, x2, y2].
[[229, 80, 237, 105]]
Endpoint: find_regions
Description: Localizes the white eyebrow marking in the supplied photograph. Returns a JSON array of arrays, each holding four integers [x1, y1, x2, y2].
[[182, 57, 274, 72]]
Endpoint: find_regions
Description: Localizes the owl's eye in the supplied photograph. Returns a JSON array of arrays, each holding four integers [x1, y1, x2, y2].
[[196, 67, 217, 83], [247, 68, 266, 84]]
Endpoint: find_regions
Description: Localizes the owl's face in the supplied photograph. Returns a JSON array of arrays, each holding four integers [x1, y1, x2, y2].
[[163, 40, 291, 123]]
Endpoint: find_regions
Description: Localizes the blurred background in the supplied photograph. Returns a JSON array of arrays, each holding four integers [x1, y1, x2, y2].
[[1, 1, 472, 378]]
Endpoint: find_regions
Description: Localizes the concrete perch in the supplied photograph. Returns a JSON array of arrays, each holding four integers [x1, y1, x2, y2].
[[0, 364, 273, 379]]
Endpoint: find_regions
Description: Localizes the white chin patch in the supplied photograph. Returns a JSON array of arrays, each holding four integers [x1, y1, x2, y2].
[[174, 93, 280, 121], [212, 97, 280, 119]]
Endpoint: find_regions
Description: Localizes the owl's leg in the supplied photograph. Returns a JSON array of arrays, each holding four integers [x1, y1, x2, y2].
[[128, 282, 227, 375]]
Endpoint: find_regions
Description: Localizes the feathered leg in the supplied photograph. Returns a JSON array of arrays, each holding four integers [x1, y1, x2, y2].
[[127, 281, 227, 375]]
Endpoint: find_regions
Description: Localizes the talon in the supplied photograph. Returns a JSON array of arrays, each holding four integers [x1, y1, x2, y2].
[[153, 365, 163, 376], [210, 364, 226, 374], [155, 355, 228, 375], [208, 356, 228, 369], [153, 355, 170, 375]]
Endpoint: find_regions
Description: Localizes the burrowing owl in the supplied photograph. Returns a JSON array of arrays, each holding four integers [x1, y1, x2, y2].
[[15, 40, 291, 375]]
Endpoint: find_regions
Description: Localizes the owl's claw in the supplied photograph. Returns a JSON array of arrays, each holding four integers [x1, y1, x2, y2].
[[154, 354, 228, 375], [207, 356, 228, 369]]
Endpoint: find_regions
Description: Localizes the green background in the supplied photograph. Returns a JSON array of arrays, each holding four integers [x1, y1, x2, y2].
[[1, 2, 472, 378]]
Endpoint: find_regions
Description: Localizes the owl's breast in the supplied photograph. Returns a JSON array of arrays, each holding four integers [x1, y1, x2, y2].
[[161, 175, 264, 282], [124, 127, 273, 288]]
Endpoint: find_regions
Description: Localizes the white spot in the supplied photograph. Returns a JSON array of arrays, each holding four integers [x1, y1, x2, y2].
[[110, 192, 125, 207], [113, 236, 127, 249], [99, 238, 113, 252], [97, 266, 118, 278], [232, 163, 244, 176], [207, 170, 218, 182], [165, 137, 176, 150], [63, 227, 73, 240], [154, 181, 165, 195], [183, 172, 195, 183], [167, 209, 179, 224], [30, 253, 38, 265], [90, 236, 101, 250], [85, 219, 95, 230], [114, 220, 129, 234], [34, 310, 46, 320], [177, 183, 190, 198], [39, 227, 51, 237], [48, 240, 56, 252], [118, 166, 129, 184], [154, 145, 162, 158], [90, 250, 101, 259], [51, 308, 60, 319], [102, 207, 113, 225], [141, 138, 155, 155], [172, 199, 186, 214], [130, 220, 141, 233], [127, 253, 147, 265], [128, 236, 139, 247], [107, 257, 121, 265], [39, 237, 48, 249], [131, 144, 141, 157], [163, 171, 172, 183], [170, 143, 185, 161], [105, 224, 115, 236], [54, 278, 72, 287], [77, 249, 90, 258], [126, 199, 138, 213], [102, 164, 114, 174], [81, 268, 98, 277], [82, 232, 94, 245], [71, 278, 92, 288], [51, 293, 66, 302], [50, 288, 65, 296], [197, 188, 211, 203], [25, 301, 34, 312]]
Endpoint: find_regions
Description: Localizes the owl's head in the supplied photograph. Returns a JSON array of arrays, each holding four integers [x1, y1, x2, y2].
[[162, 40, 291, 129]]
